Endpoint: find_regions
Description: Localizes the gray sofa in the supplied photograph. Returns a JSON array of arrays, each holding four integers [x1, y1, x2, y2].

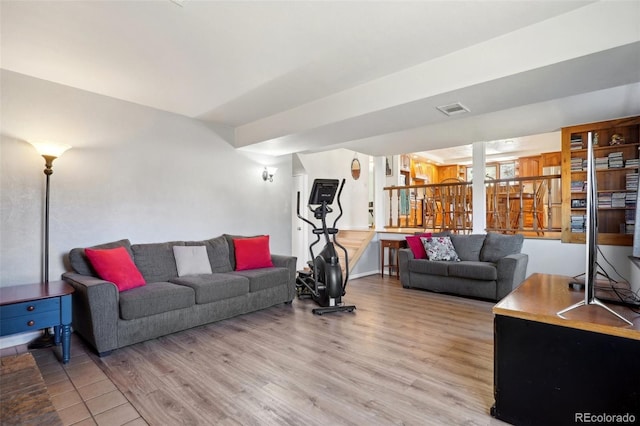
[[398, 233, 528, 301], [62, 235, 296, 356]]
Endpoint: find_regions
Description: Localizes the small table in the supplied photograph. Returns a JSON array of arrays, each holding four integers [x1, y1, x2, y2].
[[380, 239, 407, 279], [0, 281, 74, 364]]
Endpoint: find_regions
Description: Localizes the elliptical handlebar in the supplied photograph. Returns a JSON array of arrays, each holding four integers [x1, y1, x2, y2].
[[332, 179, 349, 293], [296, 191, 316, 230], [332, 179, 346, 230]]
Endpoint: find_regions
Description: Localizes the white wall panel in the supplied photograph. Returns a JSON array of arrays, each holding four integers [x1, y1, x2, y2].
[[0, 71, 293, 285]]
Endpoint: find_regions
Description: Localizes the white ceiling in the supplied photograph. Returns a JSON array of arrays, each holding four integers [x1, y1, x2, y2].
[[2, 1, 639, 158], [417, 132, 563, 166]]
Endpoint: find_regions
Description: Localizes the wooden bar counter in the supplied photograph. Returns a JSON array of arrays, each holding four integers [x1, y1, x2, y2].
[[491, 273, 640, 425]]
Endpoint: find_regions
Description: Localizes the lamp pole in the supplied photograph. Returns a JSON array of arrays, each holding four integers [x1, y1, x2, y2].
[[28, 142, 71, 349], [43, 155, 56, 285]]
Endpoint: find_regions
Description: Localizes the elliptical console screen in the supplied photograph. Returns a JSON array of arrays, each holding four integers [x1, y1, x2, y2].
[[309, 179, 339, 205]]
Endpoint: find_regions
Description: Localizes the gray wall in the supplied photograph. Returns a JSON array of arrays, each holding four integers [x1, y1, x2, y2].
[[1, 70, 293, 286]]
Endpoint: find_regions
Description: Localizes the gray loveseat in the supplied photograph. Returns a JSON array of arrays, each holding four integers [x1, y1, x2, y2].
[[398, 233, 528, 301], [62, 235, 296, 356]]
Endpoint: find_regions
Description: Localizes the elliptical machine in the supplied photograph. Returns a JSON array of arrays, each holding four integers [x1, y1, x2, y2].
[[296, 178, 356, 315]]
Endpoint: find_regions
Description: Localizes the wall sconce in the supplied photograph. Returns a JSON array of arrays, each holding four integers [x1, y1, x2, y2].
[[262, 167, 277, 182]]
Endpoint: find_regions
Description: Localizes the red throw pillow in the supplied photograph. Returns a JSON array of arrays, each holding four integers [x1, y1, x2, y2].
[[234, 235, 274, 271], [405, 232, 432, 259], [85, 246, 146, 292]]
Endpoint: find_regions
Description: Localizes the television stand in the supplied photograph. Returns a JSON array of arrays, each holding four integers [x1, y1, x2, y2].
[[557, 296, 633, 325], [492, 273, 640, 425], [567, 277, 640, 310]]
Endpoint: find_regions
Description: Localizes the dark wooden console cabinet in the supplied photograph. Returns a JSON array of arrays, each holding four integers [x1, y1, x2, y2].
[[492, 273, 639, 425]]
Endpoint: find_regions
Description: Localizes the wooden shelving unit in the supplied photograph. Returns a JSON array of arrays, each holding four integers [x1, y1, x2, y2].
[[561, 116, 640, 245]]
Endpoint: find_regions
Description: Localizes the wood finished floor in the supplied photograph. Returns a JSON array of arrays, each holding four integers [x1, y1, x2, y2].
[[88, 276, 508, 426]]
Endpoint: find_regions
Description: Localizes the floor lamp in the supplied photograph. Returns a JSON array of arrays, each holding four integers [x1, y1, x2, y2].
[[28, 141, 71, 349]]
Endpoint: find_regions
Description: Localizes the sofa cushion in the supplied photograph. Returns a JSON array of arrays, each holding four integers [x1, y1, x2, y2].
[[405, 232, 431, 259], [119, 281, 195, 320], [173, 245, 213, 277], [421, 236, 460, 261], [450, 234, 486, 262], [69, 239, 133, 276], [170, 273, 250, 304], [480, 233, 524, 263], [224, 234, 260, 270], [85, 246, 146, 292], [432, 231, 452, 238], [234, 235, 274, 271], [185, 236, 233, 273], [132, 241, 185, 283], [447, 261, 497, 281], [407, 259, 449, 276], [231, 267, 290, 292]]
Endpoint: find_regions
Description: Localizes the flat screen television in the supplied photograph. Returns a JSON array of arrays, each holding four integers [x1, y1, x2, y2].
[[557, 132, 632, 325], [634, 179, 640, 258]]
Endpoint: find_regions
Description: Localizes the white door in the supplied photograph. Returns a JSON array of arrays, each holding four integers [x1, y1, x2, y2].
[[292, 174, 309, 270]]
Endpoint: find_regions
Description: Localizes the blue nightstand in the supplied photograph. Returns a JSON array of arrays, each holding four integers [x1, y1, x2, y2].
[[0, 281, 74, 363]]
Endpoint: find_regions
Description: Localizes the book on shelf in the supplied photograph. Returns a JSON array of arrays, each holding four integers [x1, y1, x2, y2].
[[627, 172, 639, 190], [570, 214, 586, 233], [626, 192, 637, 208], [626, 209, 636, 225], [626, 158, 639, 169], [595, 157, 609, 170], [608, 152, 624, 169], [611, 192, 626, 208], [571, 180, 586, 192], [570, 157, 583, 171], [598, 192, 612, 208], [570, 135, 583, 150]]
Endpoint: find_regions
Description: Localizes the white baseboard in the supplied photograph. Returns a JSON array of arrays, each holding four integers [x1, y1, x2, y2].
[[349, 270, 379, 279], [0, 331, 42, 349]]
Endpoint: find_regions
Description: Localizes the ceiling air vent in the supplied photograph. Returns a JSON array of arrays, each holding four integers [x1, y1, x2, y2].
[[436, 102, 470, 117]]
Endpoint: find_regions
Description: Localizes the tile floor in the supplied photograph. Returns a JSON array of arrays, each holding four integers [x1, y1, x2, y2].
[[0, 335, 147, 426]]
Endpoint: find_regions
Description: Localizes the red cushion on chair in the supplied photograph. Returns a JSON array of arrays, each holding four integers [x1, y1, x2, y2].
[[233, 235, 274, 271], [405, 233, 432, 259], [85, 246, 146, 292]]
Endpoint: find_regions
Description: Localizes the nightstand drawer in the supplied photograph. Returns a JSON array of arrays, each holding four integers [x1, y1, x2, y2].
[[0, 298, 60, 320], [0, 310, 60, 335], [0, 282, 74, 364]]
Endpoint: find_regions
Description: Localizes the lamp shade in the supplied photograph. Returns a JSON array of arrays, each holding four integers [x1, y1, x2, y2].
[[30, 141, 72, 158]]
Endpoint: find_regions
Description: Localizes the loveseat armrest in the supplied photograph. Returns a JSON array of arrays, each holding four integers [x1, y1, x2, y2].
[[398, 248, 414, 288], [270, 254, 297, 301], [62, 272, 120, 355], [495, 253, 529, 300]]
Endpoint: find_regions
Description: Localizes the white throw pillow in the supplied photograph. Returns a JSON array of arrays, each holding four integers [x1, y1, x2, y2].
[[173, 245, 213, 277], [420, 236, 460, 261]]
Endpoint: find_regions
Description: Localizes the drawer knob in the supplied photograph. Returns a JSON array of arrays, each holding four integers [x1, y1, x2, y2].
[[27, 305, 35, 312], [27, 320, 35, 327]]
